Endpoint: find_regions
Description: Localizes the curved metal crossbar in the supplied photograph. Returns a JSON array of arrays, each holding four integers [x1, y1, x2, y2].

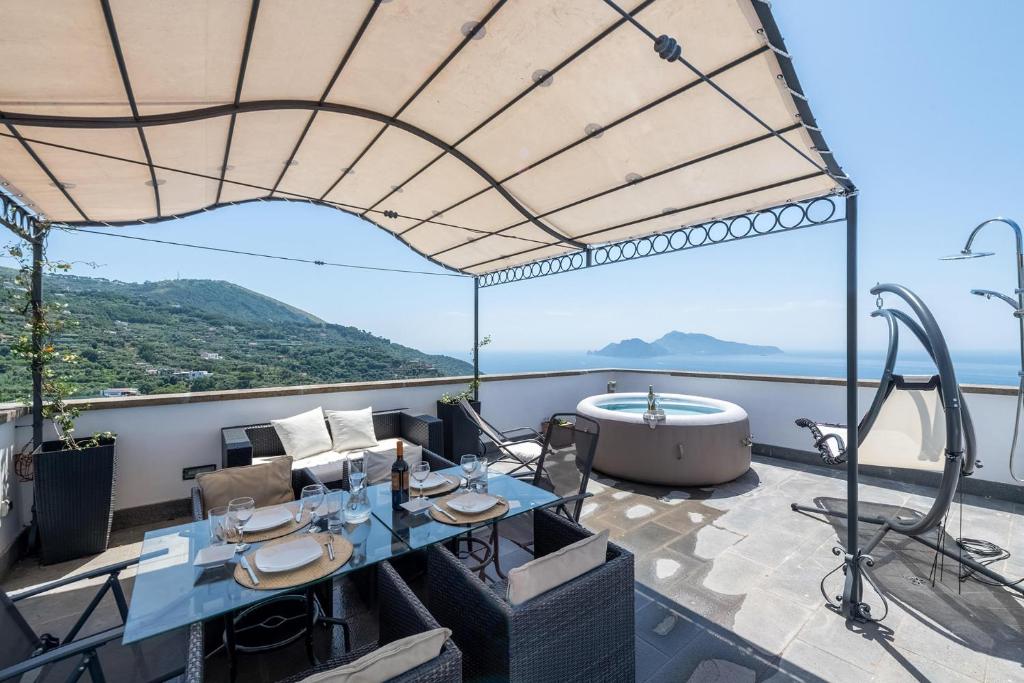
[[479, 196, 841, 286]]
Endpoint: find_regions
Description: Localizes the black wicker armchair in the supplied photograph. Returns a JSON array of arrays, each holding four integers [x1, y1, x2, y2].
[[427, 509, 634, 683], [277, 561, 462, 683]]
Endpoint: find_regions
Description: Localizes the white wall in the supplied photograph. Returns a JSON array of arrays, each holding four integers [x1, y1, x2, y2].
[[0, 419, 24, 559], [614, 371, 1022, 487], [12, 370, 1021, 512]]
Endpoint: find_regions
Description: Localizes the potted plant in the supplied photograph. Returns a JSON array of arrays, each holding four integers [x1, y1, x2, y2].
[[4, 238, 118, 564], [437, 381, 482, 460], [437, 335, 490, 459]]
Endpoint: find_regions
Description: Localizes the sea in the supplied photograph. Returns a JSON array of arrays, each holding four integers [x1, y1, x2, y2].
[[440, 350, 1021, 387]]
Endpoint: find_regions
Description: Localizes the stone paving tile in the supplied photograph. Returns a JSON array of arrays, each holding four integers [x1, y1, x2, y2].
[[635, 635, 669, 682], [875, 647, 981, 682], [623, 520, 686, 554], [700, 548, 772, 596], [645, 628, 777, 683], [763, 639, 872, 683], [633, 547, 704, 594], [675, 524, 743, 561], [731, 589, 814, 656], [795, 605, 904, 673], [634, 601, 704, 657]]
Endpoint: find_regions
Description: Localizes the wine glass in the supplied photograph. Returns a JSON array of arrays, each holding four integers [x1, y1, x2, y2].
[[301, 484, 327, 532], [460, 454, 478, 492], [227, 497, 255, 552], [411, 461, 431, 502]]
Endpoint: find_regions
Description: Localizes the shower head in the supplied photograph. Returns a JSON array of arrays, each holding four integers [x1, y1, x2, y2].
[[939, 250, 996, 261], [970, 289, 1020, 308]]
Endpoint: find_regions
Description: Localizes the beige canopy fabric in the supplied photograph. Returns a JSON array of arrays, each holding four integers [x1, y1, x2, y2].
[[0, 0, 851, 275]]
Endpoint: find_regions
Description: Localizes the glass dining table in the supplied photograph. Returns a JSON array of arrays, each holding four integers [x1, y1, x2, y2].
[[123, 467, 557, 650]]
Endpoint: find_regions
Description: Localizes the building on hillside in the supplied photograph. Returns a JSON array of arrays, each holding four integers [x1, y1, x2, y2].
[[173, 370, 210, 380], [199, 351, 222, 360], [101, 388, 139, 397]]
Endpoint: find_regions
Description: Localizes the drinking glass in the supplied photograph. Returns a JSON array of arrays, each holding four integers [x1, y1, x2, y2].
[[460, 454, 478, 492], [207, 506, 228, 546], [472, 460, 488, 493], [349, 458, 367, 493], [301, 484, 327, 532], [411, 461, 431, 502], [227, 497, 255, 552], [323, 490, 345, 533]]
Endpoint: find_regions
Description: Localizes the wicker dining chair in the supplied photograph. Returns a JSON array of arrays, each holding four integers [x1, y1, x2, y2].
[[277, 561, 462, 683], [427, 509, 634, 683]]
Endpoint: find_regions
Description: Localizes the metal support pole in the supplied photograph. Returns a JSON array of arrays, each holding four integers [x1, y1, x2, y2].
[[30, 224, 44, 450], [841, 193, 865, 619], [472, 276, 480, 401]]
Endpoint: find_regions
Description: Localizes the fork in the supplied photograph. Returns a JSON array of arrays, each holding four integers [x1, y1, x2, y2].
[[325, 533, 335, 561]]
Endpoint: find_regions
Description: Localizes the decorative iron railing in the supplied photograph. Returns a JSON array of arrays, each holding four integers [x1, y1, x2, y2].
[[478, 195, 843, 287]]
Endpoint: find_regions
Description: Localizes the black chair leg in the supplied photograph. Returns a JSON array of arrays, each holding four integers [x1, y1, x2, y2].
[[225, 615, 238, 683]]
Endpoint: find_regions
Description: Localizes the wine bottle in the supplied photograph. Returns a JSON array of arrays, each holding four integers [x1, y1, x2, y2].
[[391, 440, 410, 510]]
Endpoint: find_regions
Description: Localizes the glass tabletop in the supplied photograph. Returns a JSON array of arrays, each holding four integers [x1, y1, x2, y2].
[[366, 467, 559, 550], [123, 503, 407, 645]]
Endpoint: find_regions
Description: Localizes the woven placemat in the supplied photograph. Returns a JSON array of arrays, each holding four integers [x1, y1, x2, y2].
[[225, 503, 311, 544], [234, 532, 353, 590], [412, 473, 460, 497], [428, 493, 510, 525]]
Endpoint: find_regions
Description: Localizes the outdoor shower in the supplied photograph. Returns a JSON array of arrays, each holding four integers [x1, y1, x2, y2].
[[942, 217, 1024, 483]]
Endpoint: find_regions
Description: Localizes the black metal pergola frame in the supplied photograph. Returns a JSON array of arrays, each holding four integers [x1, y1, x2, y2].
[[0, 0, 876, 621]]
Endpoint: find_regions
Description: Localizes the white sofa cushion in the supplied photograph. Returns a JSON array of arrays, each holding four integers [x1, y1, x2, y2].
[[505, 528, 609, 605], [272, 407, 332, 460], [363, 438, 423, 485], [326, 407, 378, 452], [297, 627, 450, 683]]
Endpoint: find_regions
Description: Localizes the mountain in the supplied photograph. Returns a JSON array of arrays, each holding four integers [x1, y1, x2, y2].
[[590, 331, 783, 358], [0, 268, 472, 400]]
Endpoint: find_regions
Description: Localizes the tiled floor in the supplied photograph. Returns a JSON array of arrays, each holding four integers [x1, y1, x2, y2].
[[579, 456, 1024, 682], [3, 456, 1023, 682]]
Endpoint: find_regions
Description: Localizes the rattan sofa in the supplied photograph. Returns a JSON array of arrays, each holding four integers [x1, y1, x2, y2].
[[277, 561, 462, 683], [427, 509, 634, 683], [221, 409, 445, 487]]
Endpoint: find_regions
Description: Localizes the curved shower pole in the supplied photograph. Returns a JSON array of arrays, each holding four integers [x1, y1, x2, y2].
[[943, 217, 1024, 483]]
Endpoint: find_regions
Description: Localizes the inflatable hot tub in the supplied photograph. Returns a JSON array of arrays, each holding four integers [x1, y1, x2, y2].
[[576, 392, 751, 486]]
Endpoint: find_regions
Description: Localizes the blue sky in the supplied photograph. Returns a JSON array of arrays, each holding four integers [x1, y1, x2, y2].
[[21, 1, 1024, 356]]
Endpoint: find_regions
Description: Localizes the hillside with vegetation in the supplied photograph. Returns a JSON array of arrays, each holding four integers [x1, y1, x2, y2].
[[0, 268, 471, 401]]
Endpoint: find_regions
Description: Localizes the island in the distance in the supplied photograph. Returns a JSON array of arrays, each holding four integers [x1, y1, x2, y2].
[[589, 331, 783, 358]]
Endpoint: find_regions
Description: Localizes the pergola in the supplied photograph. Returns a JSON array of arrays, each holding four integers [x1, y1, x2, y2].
[[0, 1, 866, 618]]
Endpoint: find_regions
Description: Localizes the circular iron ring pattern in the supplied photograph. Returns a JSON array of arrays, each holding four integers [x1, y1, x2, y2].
[[478, 196, 840, 287]]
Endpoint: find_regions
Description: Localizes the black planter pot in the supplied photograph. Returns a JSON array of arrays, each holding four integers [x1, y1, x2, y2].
[[436, 400, 481, 461], [34, 436, 117, 564]]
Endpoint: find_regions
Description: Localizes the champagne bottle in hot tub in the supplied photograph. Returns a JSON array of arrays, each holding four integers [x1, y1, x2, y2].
[[647, 385, 657, 412]]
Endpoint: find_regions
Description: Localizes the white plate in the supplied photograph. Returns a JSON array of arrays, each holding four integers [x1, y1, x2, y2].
[[193, 544, 235, 568], [448, 492, 499, 514], [244, 506, 293, 532], [254, 536, 323, 573], [411, 472, 447, 490]]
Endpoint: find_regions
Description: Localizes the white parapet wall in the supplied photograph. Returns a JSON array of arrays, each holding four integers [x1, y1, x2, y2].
[[4, 368, 1020, 517]]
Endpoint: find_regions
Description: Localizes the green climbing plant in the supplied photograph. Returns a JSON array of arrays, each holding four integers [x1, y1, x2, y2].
[[2, 227, 110, 450], [439, 334, 492, 404]]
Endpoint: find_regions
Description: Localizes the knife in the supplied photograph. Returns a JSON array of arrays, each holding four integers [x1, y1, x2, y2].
[[294, 501, 304, 523], [432, 503, 458, 522], [239, 555, 259, 586]]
